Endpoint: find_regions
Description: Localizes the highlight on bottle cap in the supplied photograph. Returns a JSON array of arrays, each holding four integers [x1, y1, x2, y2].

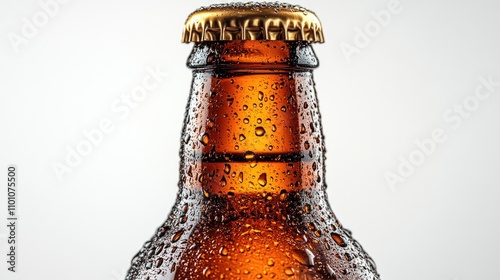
[[182, 2, 324, 43]]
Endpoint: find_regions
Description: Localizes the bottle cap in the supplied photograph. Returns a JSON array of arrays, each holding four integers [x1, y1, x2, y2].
[[182, 2, 324, 43]]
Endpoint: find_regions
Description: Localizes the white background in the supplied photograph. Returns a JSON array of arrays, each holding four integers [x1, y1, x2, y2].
[[1, 0, 499, 279]]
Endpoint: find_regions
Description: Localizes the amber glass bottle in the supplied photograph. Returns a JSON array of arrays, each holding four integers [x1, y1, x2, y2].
[[127, 3, 379, 280]]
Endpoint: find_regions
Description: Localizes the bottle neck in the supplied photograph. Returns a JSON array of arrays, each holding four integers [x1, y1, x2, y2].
[[180, 41, 326, 196], [187, 40, 319, 69]]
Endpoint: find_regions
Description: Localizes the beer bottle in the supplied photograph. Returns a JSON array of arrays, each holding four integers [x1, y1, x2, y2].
[[127, 3, 380, 280]]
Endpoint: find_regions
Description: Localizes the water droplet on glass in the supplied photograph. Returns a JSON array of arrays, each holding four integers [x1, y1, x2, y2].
[[200, 133, 209, 146], [244, 151, 257, 168], [258, 91, 264, 101], [156, 257, 164, 268], [219, 246, 229, 256], [304, 141, 310, 150], [304, 204, 311, 213], [207, 120, 215, 129], [284, 267, 294, 276], [327, 264, 337, 279], [245, 151, 255, 160], [170, 263, 176, 273], [220, 176, 227, 187], [203, 267, 212, 277], [291, 248, 315, 267], [300, 124, 307, 134], [224, 164, 231, 174], [258, 173, 267, 187], [307, 222, 316, 231], [255, 127, 266, 137], [171, 229, 185, 242], [155, 243, 164, 255], [331, 232, 347, 247]]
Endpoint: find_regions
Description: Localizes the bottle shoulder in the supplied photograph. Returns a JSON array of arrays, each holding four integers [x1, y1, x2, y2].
[[127, 190, 380, 280]]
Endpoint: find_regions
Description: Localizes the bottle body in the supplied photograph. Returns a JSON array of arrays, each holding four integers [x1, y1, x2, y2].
[[127, 41, 379, 280]]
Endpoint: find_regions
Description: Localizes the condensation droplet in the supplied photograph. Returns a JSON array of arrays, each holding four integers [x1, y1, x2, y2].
[[203, 267, 212, 277], [279, 190, 287, 201], [300, 124, 307, 134], [245, 151, 255, 161], [291, 248, 315, 267], [255, 127, 266, 137], [155, 243, 164, 255], [171, 229, 185, 243], [244, 151, 257, 168], [258, 173, 267, 187], [326, 264, 337, 279], [200, 133, 209, 146], [156, 257, 164, 268], [304, 204, 311, 213], [331, 232, 347, 247], [224, 164, 231, 174], [220, 176, 227, 187], [207, 120, 215, 129], [239, 134, 247, 141], [284, 267, 294, 276], [219, 246, 229, 256], [304, 141, 310, 150]]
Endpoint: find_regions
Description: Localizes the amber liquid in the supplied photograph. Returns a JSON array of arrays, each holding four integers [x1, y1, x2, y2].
[[126, 41, 379, 280]]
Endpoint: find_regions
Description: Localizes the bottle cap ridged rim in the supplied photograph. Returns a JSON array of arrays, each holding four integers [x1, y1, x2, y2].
[[182, 2, 324, 43]]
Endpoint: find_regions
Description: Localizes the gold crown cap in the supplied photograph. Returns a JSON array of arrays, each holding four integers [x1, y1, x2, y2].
[[182, 2, 324, 43]]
